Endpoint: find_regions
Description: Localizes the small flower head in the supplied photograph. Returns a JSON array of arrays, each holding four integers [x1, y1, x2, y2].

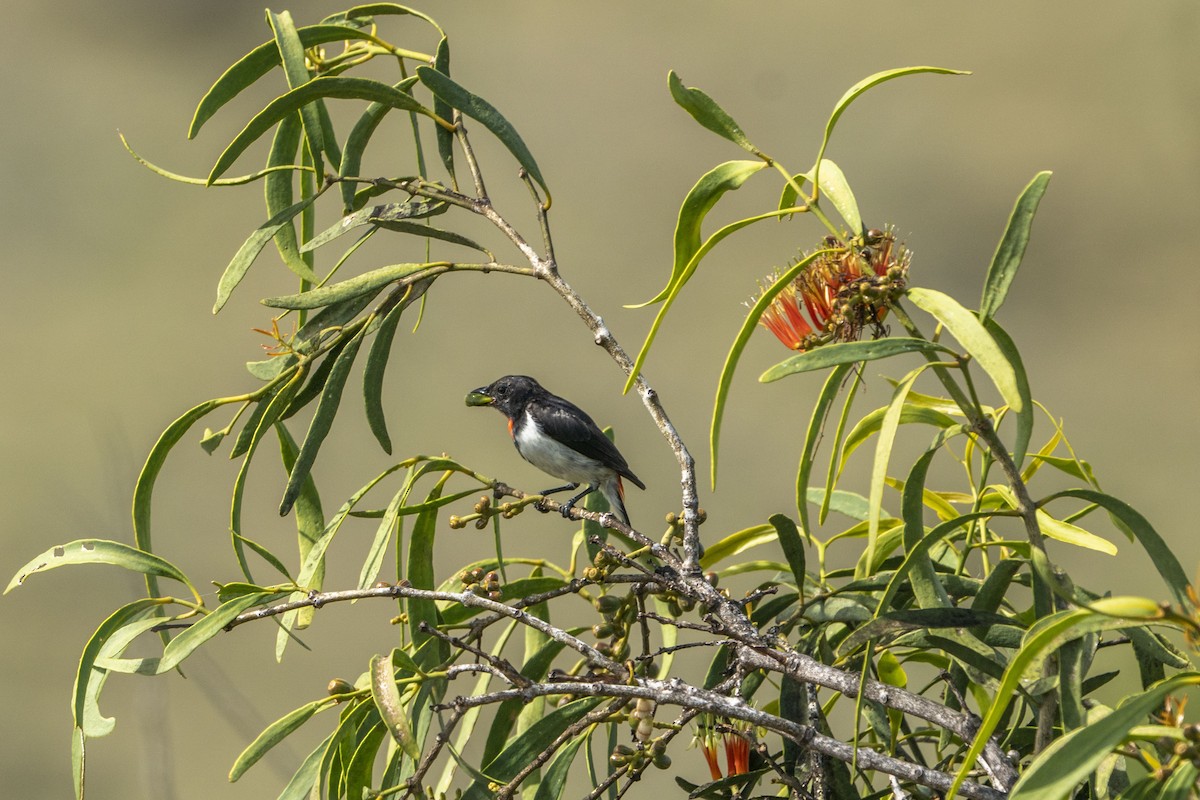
[[750, 226, 911, 352], [753, 272, 815, 351]]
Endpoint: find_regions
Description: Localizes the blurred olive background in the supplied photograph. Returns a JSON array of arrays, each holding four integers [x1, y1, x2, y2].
[[3, 2, 1198, 797]]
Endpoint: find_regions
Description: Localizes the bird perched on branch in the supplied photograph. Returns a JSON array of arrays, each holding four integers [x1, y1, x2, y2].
[[465, 375, 645, 526]]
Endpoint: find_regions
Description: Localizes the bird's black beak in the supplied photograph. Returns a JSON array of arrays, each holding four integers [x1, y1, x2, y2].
[[465, 388, 494, 407]]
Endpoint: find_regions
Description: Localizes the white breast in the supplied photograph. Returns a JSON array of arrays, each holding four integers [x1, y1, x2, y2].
[[514, 410, 601, 485]]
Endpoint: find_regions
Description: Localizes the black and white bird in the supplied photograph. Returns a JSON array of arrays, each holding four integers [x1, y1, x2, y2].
[[465, 375, 645, 526]]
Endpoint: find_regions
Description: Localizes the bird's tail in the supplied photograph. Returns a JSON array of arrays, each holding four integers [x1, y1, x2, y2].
[[600, 476, 632, 527]]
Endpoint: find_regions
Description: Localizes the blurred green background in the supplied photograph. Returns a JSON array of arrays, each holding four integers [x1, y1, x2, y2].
[[3, 2, 1197, 797]]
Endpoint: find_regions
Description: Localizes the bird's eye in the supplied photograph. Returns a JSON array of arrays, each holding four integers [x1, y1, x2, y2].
[[496, 385, 507, 395]]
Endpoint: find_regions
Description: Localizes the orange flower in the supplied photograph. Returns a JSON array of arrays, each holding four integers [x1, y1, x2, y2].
[[757, 275, 814, 351]]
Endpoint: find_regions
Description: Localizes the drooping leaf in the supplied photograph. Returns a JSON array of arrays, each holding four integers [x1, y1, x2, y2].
[[362, 300, 407, 454], [264, 262, 433, 310], [760, 338, 951, 382], [905, 287, 1024, 412], [416, 66, 549, 202], [769, 514, 807, 593], [1008, 672, 1200, 800], [432, 36, 455, 181], [808, 158, 862, 236], [464, 698, 606, 800], [302, 197, 447, 253], [229, 697, 332, 781], [667, 71, 760, 155], [796, 363, 853, 533], [276, 425, 325, 628], [268, 10, 327, 180], [371, 651, 420, 759], [948, 597, 1165, 799], [1042, 488, 1192, 608], [699, 525, 776, 569], [979, 171, 1052, 324], [73, 598, 166, 739], [984, 318, 1033, 469], [214, 193, 321, 313], [630, 160, 766, 310], [6, 539, 196, 597], [338, 74, 420, 209], [279, 329, 366, 515], [189, 25, 380, 138], [532, 733, 589, 800], [158, 593, 281, 674], [812, 67, 969, 194], [133, 398, 229, 597], [709, 250, 821, 485], [408, 478, 447, 669], [208, 77, 437, 185], [861, 365, 930, 578]]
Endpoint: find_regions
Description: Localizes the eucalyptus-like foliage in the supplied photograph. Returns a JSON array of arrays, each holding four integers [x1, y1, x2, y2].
[[9, 6, 1200, 800]]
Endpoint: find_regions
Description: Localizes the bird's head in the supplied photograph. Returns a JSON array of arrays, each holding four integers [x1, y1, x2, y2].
[[465, 375, 543, 418]]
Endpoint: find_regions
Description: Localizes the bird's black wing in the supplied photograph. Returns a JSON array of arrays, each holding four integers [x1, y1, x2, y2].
[[533, 395, 646, 489]]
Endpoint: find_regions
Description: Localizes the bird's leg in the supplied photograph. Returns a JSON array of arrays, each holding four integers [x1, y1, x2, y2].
[[538, 483, 579, 497], [558, 484, 597, 518], [533, 482, 578, 515]]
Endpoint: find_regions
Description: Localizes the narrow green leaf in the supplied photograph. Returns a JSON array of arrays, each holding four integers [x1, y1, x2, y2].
[[416, 66, 549, 203], [805, 487, 872, 521], [906, 287, 1023, 411], [1042, 488, 1192, 608], [809, 159, 861, 236], [408, 479, 446, 668], [277, 424, 325, 628], [984, 319, 1033, 469], [208, 77, 436, 185], [73, 599, 165, 737], [979, 171, 1052, 324], [214, 193, 321, 313], [189, 25, 379, 138], [812, 67, 968, 193], [532, 733, 589, 800], [7, 539, 194, 595], [795, 363, 853, 534], [132, 398, 228, 599], [229, 697, 331, 781], [269, 10, 326, 180], [373, 219, 491, 256], [279, 329, 366, 515], [262, 112, 312, 282], [630, 202, 793, 401], [371, 651, 420, 759], [630, 160, 766, 310], [1035, 508, 1116, 555], [433, 37, 455, 181], [264, 262, 432, 310], [302, 197, 447, 253], [839, 405, 958, 474], [667, 71, 759, 155], [899, 438, 960, 609], [769, 514, 807, 593], [1008, 673, 1200, 800], [861, 366, 927, 578], [159, 593, 277, 673], [363, 301, 407, 454], [819, 368, 864, 525], [71, 726, 84, 800], [699, 524, 775, 569], [465, 698, 606, 800], [971, 559, 1023, 614], [343, 720, 388, 800], [709, 250, 822, 485], [338, 76, 420, 210], [948, 597, 1165, 799], [761, 338, 951, 383]]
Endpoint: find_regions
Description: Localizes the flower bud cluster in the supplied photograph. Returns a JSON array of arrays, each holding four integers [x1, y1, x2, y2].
[[459, 567, 502, 601]]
